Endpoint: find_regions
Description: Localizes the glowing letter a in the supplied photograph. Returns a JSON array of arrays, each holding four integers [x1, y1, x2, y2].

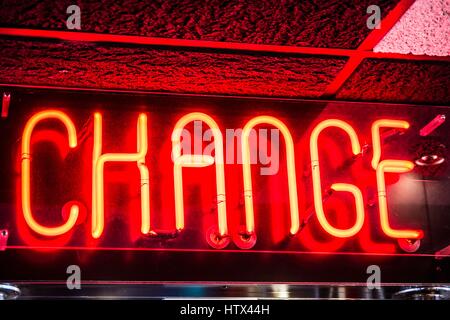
[[171, 112, 228, 237]]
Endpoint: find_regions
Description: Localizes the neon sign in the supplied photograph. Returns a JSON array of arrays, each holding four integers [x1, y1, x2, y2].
[[18, 108, 426, 252]]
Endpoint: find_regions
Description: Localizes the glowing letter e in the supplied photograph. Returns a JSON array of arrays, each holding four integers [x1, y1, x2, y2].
[[92, 113, 150, 239], [21, 110, 79, 236], [310, 120, 365, 238], [371, 120, 423, 240]]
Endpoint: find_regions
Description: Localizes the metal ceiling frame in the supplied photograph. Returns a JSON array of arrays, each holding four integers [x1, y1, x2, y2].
[[322, 0, 417, 97], [0, 0, 448, 98]]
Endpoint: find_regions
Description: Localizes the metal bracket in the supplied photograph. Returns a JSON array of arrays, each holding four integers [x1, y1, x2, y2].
[[0, 229, 8, 251], [435, 243, 450, 259], [1, 92, 10, 119], [393, 286, 450, 300], [398, 238, 421, 253], [0, 284, 20, 300]]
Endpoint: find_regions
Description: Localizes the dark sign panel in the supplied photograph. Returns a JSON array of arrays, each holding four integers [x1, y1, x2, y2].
[[0, 88, 449, 283]]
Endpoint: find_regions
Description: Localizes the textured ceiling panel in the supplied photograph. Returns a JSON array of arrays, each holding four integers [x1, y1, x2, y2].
[[336, 59, 450, 104], [374, 0, 450, 56], [0, 39, 346, 97], [0, 0, 448, 105], [0, 0, 398, 49]]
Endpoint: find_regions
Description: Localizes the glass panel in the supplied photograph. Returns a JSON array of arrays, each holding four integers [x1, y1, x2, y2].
[[0, 88, 448, 283]]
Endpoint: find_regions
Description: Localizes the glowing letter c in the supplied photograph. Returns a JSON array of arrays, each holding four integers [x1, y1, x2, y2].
[[21, 110, 79, 236]]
